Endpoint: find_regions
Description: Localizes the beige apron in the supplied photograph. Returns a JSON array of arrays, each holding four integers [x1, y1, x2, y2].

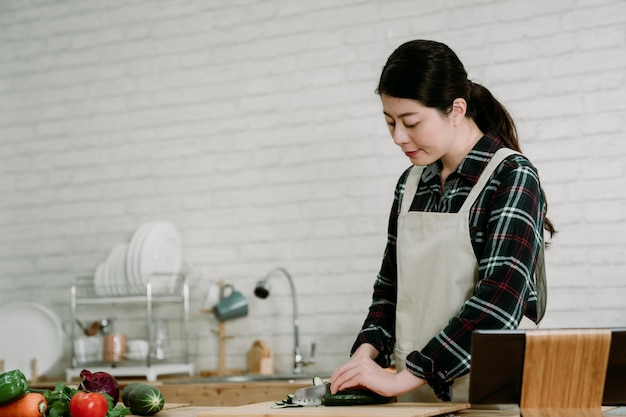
[[394, 148, 537, 403]]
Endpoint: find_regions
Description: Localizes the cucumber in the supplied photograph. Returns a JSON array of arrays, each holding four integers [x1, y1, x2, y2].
[[323, 389, 392, 406], [121, 382, 164, 415], [312, 376, 324, 386], [0, 369, 29, 405]]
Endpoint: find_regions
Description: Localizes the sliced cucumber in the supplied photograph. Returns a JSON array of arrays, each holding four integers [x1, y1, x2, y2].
[[312, 375, 324, 386]]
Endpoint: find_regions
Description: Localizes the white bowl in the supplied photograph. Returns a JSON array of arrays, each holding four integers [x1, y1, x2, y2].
[[126, 339, 149, 361], [74, 336, 103, 362]]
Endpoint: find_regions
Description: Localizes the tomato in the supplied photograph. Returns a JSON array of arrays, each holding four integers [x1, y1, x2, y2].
[[69, 391, 108, 417]]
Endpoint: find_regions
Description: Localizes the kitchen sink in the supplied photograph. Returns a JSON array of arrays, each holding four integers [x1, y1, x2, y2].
[[165, 373, 324, 384]]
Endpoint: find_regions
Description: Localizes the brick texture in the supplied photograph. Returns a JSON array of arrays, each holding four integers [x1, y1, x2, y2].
[[1, 0, 625, 379]]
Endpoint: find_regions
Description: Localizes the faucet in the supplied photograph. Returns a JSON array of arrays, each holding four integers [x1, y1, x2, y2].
[[254, 266, 315, 374]]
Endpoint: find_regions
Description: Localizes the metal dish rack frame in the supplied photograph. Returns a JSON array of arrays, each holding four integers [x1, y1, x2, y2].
[[66, 274, 194, 382]]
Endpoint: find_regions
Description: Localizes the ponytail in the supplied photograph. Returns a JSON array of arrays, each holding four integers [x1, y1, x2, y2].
[[467, 82, 521, 152], [467, 81, 555, 238]]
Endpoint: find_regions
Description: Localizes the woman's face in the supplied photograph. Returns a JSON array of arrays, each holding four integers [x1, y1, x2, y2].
[[381, 94, 456, 166]]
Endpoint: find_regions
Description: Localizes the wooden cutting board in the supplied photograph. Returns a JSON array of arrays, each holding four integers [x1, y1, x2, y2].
[[199, 401, 470, 417]]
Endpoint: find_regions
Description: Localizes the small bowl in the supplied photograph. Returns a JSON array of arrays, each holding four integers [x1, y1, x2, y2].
[[125, 339, 149, 361], [74, 336, 103, 362]]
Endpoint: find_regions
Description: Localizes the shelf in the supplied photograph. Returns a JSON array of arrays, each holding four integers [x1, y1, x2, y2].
[[74, 295, 184, 305], [69, 274, 192, 381], [72, 275, 187, 300], [65, 363, 194, 382]]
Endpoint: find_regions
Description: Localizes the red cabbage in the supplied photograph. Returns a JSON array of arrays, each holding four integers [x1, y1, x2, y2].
[[79, 369, 120, 405]]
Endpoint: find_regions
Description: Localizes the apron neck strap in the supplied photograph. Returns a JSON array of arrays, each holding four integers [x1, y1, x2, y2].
[[459, 148, 519, 212], [400, 165, 425, 215]]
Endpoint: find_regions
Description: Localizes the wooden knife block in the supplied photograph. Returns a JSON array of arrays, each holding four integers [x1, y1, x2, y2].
[[520, 329, 611, 417]]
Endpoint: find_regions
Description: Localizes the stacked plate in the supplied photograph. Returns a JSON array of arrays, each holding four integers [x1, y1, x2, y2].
[[94, 221, 183, 296]]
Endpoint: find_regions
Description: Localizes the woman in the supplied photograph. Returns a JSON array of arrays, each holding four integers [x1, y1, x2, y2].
[[329, 40, 554, 403]]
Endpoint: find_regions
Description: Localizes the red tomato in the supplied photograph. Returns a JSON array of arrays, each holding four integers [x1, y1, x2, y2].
[[69, 391, 108, 417]]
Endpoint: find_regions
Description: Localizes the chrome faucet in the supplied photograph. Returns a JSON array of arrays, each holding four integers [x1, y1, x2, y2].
[[254, 266, 315, 374]]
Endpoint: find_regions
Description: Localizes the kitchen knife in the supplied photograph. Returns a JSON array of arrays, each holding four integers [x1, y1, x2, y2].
[[292, 382, 330, 406]]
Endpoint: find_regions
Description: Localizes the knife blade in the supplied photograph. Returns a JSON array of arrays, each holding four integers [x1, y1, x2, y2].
[[292, 382, 330, 406]]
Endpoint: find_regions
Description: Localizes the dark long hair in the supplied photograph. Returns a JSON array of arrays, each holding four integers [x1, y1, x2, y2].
[[377, 39, 555, 236]]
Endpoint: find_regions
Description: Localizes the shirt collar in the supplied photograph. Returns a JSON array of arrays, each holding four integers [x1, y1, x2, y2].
[[421, 132, 505, 186]]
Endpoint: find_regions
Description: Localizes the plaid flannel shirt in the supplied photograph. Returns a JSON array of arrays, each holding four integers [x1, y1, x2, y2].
[[351, 132, 546, 400]]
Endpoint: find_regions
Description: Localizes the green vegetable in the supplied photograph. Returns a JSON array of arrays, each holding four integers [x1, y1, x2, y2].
[[35, 382, 131, 417], [312, 376, 324, 386], [36, 382, 77, 417], [0, 369, 29, 405], [323, 389, 392, 406], [121, 383, 164, 416]]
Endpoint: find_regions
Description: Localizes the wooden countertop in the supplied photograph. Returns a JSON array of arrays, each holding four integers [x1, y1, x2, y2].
[[146, 402, 522, 417], [144, 405, 217, 417], [149, 403, 625, 417]]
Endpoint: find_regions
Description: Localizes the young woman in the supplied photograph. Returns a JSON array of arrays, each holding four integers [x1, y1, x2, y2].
[[329, 40, 554, 403]]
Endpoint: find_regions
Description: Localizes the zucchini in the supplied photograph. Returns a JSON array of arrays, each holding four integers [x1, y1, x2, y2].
[[121, 382, 164, 415], [323, 389, 392, 406], [0, 369, 29, 405]]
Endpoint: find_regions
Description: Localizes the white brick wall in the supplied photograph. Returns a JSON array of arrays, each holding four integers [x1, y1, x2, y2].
[[1, 0, 625, 379]]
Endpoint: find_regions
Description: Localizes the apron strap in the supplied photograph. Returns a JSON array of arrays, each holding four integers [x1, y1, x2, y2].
[[400, 165, 425, 215], [535, 240, 547, 322], [459, 148, 518, 212]]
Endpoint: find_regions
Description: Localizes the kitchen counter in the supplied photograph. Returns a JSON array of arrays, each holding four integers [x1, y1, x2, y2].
[[157, 378, 313, 406], [143, 403, 625, 417], [37, 380, 626, 417], [30, 377, 314, 407], [140, 404, 211, 417], [140, 402, 521, 416]]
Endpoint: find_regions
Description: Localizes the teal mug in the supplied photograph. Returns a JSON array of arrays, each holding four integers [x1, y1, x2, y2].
[[212, 284, 248, 322]]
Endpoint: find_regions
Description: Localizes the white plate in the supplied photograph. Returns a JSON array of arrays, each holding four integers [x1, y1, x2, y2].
[[0, 302, 64, 380], [94, 261, 103, 295], [138, 221, 182, 294], [127, 222, 157, 294], [94, 261, 107, 296], [107, 243, 128, 296]]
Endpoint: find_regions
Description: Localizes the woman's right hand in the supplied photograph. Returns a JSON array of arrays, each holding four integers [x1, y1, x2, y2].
[[329, 344, 426, 398], [329, 344, 379, 394]]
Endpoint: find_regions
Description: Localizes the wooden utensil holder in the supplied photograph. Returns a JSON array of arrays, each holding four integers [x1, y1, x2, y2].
[[200, 281, 244, 377], [520, 328, 611, 417]]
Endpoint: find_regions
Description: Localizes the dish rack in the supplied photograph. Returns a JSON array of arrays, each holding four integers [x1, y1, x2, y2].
[[65, 274, 194, 382]]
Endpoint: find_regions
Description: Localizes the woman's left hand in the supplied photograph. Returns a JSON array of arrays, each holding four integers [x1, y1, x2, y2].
[[330, 354, 426, 397]]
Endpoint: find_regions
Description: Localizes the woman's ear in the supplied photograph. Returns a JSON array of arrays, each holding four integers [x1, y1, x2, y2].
[[450, 98, 468, 126]]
